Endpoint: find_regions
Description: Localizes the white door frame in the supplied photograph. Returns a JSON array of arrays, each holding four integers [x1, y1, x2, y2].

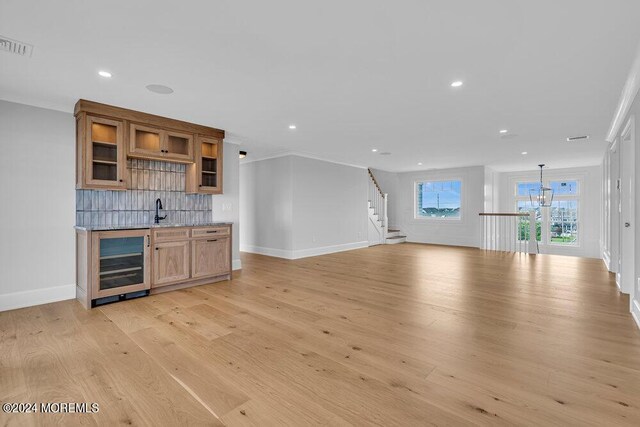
[[620, 116, 635, 298], [608, 139, 620, 279]]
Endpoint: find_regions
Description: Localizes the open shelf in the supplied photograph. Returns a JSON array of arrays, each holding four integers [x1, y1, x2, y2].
[[92, 139, 117, 146], [93, 159, 118, 166]]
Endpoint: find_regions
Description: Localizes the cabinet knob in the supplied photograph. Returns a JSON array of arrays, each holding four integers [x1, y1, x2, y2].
[[119, 179, 123, 182], [155, 247, 159, 250], [199, 185, 202, 187]]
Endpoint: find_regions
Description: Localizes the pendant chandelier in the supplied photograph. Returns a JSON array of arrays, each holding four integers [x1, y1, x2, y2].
[[529, 164, 554, 208]]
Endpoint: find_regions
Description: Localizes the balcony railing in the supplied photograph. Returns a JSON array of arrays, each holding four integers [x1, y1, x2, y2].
[[479, 212, 538, 254]]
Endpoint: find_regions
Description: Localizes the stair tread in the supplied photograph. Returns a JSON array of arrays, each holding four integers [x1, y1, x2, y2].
[[386, 235, 406, 239], [387, 229, 400, 232]]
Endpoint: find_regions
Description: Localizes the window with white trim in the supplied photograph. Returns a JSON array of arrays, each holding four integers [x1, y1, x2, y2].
[[415, 180, 462, 219], [514, 180, 579, 245]]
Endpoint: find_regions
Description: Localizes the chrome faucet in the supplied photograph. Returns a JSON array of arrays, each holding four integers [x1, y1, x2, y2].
[[154, 198, 167, 224]]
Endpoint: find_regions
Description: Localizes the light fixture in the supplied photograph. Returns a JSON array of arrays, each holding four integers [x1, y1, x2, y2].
[[499, 129, 508, 134], [371, 149, 378, 152], [418, 162, 423, 165], [289, 124, 296, 130], [521, 151, 528, 155], [529, 164, 553, 208], [146, 84, 174, 94], [98, 70, 112, 78], [239, 151, 247, 159], [450, 81, 463, 87]]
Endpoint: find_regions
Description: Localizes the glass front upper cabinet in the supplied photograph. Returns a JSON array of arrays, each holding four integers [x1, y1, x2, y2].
[[83, 115, 126, 190], [129, 124, 193, 162], [197, 136, 223, 194]]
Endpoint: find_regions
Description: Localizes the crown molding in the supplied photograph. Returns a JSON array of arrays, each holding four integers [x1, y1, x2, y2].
[[606, 42, 640, 143], [240, 150, 367, 170]]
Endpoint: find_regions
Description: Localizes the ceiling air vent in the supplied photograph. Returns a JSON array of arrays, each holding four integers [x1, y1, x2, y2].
[[0, 35, 33, 57], [566, 135, 589, 142]]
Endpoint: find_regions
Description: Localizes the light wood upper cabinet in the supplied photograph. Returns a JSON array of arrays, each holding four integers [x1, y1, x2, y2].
[[152, 240, 191, 287], [192, 237, 230, 279], [77, 114, 127, 190], [75, 100, 223, 190], [129, 123, 194, 163], [186, 136, 223, 194], [165, 130, 193, 161]]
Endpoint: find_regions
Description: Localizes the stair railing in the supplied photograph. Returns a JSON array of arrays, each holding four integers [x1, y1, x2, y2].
[[368, 169, 388, 229], [479, 212, 538, 254]]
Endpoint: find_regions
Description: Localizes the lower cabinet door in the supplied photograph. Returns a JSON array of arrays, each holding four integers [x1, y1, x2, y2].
[[153, 240, 191, 287], [191, 237, 230, 279]]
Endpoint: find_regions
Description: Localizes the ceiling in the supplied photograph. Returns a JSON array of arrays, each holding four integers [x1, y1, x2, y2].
[[2, 0, 640, 172]]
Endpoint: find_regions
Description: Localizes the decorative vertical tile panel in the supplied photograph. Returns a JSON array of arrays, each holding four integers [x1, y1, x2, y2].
[[75, 160, 213, 227]]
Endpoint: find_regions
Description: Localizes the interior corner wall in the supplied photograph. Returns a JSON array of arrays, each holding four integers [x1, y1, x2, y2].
[[239, 155, 368, 259], [291, 156, 368, 255], [0, 100, 76, 311], [396, 166, 485, 248], [239, 156, 294, 257], [497, 165, 602, 258], [212, 142, 242, 270]]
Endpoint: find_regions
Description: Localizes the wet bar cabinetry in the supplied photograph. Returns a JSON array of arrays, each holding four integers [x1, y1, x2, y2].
[[75, 99, 224, 194], [76, 224, 232, 308]]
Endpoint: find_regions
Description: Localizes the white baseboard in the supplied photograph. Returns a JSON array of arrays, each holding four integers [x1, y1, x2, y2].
[[602, 250, 611, 271], [632, 299, 640, 330], [232, 259, 242, 271], [240, 241, 369, 260], [0, 284, 75, 312], [240, 245, 294, 259], [292, 241, 369, 259]]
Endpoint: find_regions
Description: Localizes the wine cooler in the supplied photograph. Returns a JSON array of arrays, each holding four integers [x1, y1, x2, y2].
[[92, 229, 150, 304]]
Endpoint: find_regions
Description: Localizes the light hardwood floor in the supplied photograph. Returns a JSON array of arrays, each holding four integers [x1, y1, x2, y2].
[[2, 243, 640, 426]]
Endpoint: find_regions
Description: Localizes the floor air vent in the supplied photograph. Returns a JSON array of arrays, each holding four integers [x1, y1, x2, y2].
[[0, 35, 33, 57]]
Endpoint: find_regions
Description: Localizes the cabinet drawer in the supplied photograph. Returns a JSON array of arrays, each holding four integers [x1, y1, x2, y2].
[[191, 226, 230, 238], [152, 228, 190, 242]]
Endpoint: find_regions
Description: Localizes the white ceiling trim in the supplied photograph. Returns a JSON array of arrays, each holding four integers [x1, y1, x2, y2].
[[607, 42, 640, 143], [240, 150, 367, 170]]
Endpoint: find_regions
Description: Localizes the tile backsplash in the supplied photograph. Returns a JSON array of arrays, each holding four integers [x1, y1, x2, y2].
[[76, 159, 212, 227]]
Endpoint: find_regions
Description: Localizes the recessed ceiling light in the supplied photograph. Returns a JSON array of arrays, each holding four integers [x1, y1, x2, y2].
[[450, 81, 463, 88], [418, 162, 423, 165], [521, 151, 528, 155], [499, 129, 508, 134], [289, 124, 297, 130], [146, 84, 174, 94], [371, 149, 378, 152], [98, 70, 112, 78]]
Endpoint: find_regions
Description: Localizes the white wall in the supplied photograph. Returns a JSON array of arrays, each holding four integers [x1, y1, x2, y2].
[[0, 100, 76, 310], [604, 89, 640, 327], [291, 156, 368, 254], [212, 142, 242, 270], [240, 155, 368, 258], [497, 165, 602, 258], [396, 166, 485, 248], [239, 156, 294, 257]]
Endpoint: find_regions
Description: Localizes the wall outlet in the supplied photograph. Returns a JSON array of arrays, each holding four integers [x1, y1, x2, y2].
[[312, 235, 317, 243], [222, 202, 232, 212]]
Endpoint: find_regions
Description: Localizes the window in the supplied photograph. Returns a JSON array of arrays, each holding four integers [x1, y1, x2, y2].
[[415, 180, 461, 219], [514, 179, 579, 246]]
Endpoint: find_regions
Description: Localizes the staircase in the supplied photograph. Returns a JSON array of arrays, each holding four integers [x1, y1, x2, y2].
[[368, 169, 406, 245]]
